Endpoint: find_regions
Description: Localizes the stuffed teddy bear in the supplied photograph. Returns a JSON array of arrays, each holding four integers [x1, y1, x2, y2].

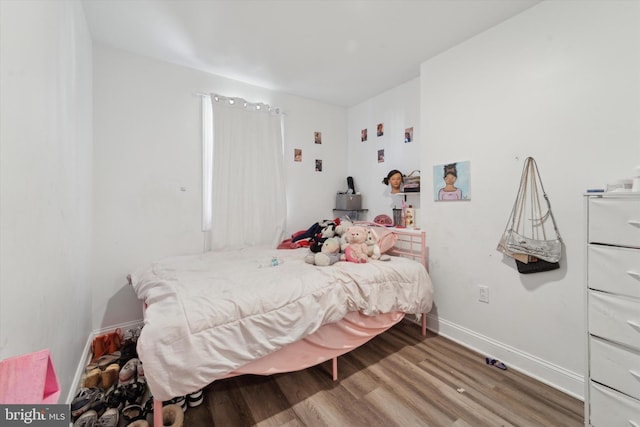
[[305, 237, 341, 266], [340, 226, 369, 263], [335, 219, 354, 251]]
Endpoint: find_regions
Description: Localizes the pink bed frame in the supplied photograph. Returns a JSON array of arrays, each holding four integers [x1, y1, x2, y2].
[[147, 228, 428, 426]]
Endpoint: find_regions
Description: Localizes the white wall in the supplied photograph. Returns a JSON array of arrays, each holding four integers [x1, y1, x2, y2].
[[347, 79, 422, 224], [0, 0, 93, 400], [419, 0, 639, 398], [92, 45, 348, 329], [4, 0, 638, 404]]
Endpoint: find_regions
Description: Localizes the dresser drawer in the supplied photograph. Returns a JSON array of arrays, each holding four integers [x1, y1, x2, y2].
[[588, 197, 640, 248], [589, 382, 640, 427], [590, 336, 640, 400], [588, 245, 640, 298], [589, 290, 640, 351]]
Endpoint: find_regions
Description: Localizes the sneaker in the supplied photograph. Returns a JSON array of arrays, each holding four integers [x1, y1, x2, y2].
[[136, 360, 145, 383], [71, 388, 101, 418], [95, 407, 119, 427], [118, 358, 139, 385], [187, 389, 203, 408], [73, 409, 97, 427], [89, 389, 106, 417], [163, 395, 186, 412], [122, 325, 143, 344], [119, 341, 138, 367]]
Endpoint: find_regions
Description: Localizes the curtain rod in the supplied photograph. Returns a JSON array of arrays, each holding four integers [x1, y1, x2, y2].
[[196, 92, 284, 115]]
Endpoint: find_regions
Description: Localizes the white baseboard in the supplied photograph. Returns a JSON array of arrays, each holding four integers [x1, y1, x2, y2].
[[65, 319, 144, 404], [420, 314, 584, 401]]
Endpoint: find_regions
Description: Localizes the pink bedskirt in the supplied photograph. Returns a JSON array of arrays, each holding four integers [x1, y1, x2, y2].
[[227, 311, 405, 377]]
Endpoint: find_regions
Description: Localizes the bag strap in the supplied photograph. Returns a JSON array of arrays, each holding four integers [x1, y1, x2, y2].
[[530, 161, 547, 240], [529, 158, 562, 242], [505, 157, 561, 242], [509, 158, 531, 232]]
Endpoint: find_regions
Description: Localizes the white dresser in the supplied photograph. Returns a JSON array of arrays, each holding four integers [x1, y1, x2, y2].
[[585, 194, 640, 426]]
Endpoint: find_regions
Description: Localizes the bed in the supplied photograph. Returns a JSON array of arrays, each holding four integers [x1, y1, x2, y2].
[[128, 226, 433, 425]]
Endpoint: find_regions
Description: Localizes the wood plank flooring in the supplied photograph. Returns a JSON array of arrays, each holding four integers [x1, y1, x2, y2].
[[181, 320, 584, 427]]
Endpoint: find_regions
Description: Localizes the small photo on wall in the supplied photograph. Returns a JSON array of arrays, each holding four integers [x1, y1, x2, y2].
[[404, 127, 413, 143], [433, 160, 470, 201], [314, 131, 322, 144], [315, 159, 323, 172], [361, 128, 368, 142], [377, 149, 385, 163], [294, 148, 302, 162], [377, 123, 384, 137]]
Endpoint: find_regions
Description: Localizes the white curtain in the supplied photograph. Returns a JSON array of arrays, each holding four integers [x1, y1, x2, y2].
[[203, 95, 286, 250]]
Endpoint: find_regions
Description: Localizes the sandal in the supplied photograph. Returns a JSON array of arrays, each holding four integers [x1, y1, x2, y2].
[[122, 404, 146, 424], [124, 380, 147, 405], [485, 357, 507, 370], [104, 385, 127, 411], [82, 368, 101, 389], [96, 351, 121, 370], [162, 404, 184, 427], [163, 395, 186, 412], [101, 363, 120, 390], [187, 389, 203, 408]]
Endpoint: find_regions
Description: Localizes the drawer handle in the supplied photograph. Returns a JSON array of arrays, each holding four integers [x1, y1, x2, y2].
[[631, 370, 640, 381], [628, 271, 640, 281], [629, 421, 639, 427], [629, 219, 640, 228]]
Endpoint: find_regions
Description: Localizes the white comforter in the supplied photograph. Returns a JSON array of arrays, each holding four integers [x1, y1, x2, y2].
[[129, 246, 433, 401]]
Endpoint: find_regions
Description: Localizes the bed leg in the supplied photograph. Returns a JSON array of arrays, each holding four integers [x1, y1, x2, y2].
[[332, 357, 338, 381], [421, 313, 426, 336], [154, 397, 163, 427]]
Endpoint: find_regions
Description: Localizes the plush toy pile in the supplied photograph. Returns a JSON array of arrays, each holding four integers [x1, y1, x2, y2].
[[279, 218, 392, 266], [286, 218, 341, 252]]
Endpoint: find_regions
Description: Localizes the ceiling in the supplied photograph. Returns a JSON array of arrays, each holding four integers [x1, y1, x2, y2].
[[82, 0, 542, 107]]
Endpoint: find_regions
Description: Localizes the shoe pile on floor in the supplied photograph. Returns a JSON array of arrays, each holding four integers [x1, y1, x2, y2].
[[70, 326, 203, 427]]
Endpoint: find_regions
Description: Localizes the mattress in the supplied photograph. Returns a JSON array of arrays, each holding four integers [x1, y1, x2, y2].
[[129, 245, 434, 401]]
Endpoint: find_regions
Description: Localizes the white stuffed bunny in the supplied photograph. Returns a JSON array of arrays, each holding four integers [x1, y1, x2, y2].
[[365, 227, 391, 261]]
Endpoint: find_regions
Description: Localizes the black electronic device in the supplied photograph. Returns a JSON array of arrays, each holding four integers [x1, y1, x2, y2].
[[347, 176, 355, 194]]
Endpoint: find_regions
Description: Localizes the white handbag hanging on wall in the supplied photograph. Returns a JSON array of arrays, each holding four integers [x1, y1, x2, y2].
[[496, 157, 562, 274]]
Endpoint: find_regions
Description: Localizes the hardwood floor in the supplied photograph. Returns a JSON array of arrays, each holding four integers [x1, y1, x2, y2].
[[182, 320, 584, 427]]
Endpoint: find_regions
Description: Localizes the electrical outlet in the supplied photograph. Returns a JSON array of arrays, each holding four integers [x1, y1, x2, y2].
[[478, 285, 489, 303]]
